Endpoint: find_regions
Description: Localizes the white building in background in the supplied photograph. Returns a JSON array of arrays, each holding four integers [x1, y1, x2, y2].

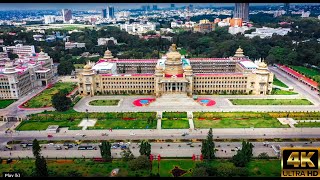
[[65, 42, 86, 50], [2, 44, 35, 57], [97, 37, 118, 46], [116, 11, 130, 18], [120, 22, 156, 35], [228, 26, 249, 35], [44, 15, 56, 24], [244, 27, 291, 39], [301, 11, 310, 18]]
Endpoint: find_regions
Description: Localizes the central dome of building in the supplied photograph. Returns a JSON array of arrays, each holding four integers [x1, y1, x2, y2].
[[166, 44, 181, 61]]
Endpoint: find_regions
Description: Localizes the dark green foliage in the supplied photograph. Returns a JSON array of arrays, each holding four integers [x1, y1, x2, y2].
[[32, 139, 41, 158], [192, 167, 209, 177], [99, 141, 112, 161], [57, 60, 75, 75], [121, 148, 135, 162], [52, 91, 72, 111], [128, 155, 151, 171], [139, 140, 151, 157], [34, 156, 48, 177], [232, 141, 254, 167], [201, 128, 215, 160]]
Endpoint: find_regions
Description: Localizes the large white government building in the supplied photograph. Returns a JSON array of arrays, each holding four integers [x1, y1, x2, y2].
[[78, 44, 274, 97]]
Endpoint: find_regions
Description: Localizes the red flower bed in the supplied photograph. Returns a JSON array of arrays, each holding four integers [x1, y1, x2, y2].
[[132, 98, 156, 106], [122, 118, 136, 120], [196, 98, 216, 106], [198, 118, 206, 120]]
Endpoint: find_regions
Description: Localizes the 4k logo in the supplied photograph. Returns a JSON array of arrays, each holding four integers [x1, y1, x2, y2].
[[282, 147, 320, 177]]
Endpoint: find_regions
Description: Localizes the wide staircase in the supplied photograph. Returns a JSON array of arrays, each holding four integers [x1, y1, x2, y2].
[[150, 93, 200, 107]]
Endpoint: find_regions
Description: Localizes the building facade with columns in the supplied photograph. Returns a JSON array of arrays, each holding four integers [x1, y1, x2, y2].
[[78, 44, 274, 97]]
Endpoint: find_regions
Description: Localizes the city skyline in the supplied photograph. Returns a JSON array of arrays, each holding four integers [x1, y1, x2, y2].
[[0, 3, 319, 11]]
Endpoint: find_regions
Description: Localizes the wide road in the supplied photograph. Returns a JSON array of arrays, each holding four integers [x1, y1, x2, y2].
[[1, 142, 318, 159], [1, 128, 320, 144]]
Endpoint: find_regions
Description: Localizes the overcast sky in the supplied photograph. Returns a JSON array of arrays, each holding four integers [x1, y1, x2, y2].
[[0, 3, 316, 11]]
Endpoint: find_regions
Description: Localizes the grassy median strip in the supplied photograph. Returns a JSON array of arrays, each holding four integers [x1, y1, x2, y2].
[[89, 99, 120, 106], [89, 119, 156, 129], [0, 99, 15, 109], [229, 99, 313, 105]]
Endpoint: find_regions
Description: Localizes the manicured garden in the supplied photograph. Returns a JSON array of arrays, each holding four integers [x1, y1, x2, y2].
[[229, 99, 312, 105], [161, 118, 190, 129], [0, 159, 280, 177], [162, 112, 188, 119], [273, 76, 288, 88], [0, 99, 15, 109], [89, 100, 120, 106], [16, 120, 82, 131], [193, 112, 288, 128], [22, 82, 77, 108], [151, 159, 280, 177], [271, 88, 298, 95], [16, 110, 157, 130], [0, 159, 150, 177]]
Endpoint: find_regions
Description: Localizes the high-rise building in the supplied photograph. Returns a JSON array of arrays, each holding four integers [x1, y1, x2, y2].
[[152, 5, 158, 10], [44, 15, 56, 24], [102, 9, 107, 18], [233, 3, 249, 22], [62, 9, 72, 23], [107, 6, 115, 19]]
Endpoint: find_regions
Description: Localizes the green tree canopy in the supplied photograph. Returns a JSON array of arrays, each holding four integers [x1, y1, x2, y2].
[[201, 128, 215, 160], [52, 91, 72, 111]]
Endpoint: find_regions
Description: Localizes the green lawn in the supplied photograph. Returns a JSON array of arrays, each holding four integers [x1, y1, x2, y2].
[[271, 88, 298, 95], [229, 99, 312, 105], [151, 159, 280, 177], [247, 160, 281, 177], [295, 122, 320, 127], [23, 82, 77, 108], [152, 160, 195, 177], [0, 159, 150, 177], [0, 158, 281, 177], [0, 99, 15, 109], [273, 76, 288, 88], [194, 118, 288, 128], [74, 64, 84, 69], [162, 112, 188, 119], [290, 66, 320, 79], [161, 118, 190, 129], [89, 100, 120, 106], [15, 120, 82, 131], [89, 119, 156, 129]]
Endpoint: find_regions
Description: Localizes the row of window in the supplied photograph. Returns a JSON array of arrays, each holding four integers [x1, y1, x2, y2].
[[194, 85, 247, 88], [194, 81, 247, 84], [102, 86, 154, 89], [195, 77, 248, 80], [101, 82, 154, 85], [101, 78, 153, 81]]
